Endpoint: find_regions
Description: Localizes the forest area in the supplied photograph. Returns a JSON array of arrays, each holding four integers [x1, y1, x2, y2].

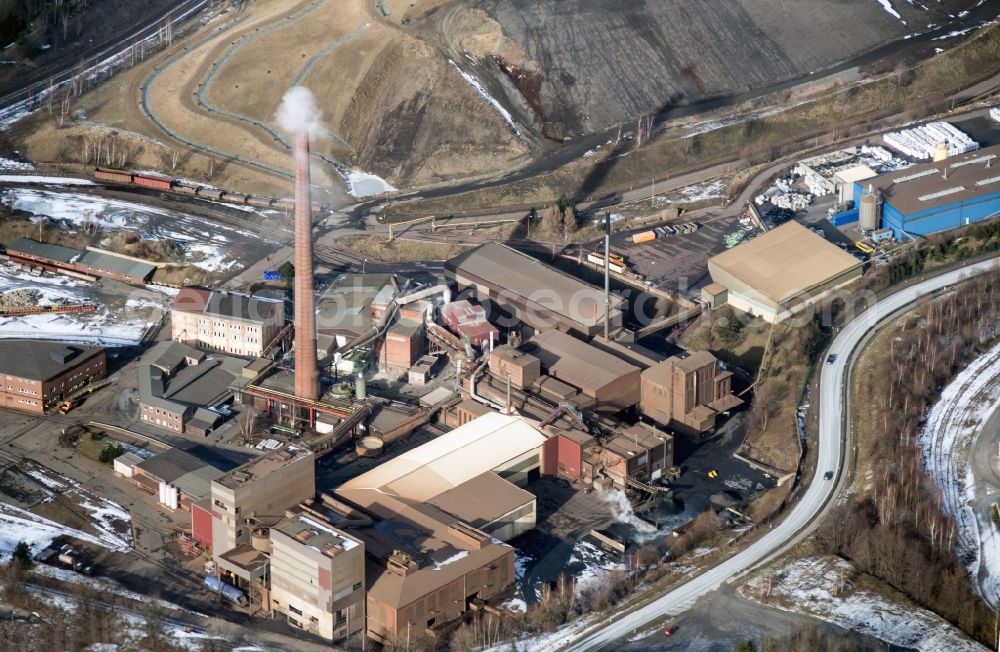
[[815, 271, 1000, 646], [0, 0, 87, 55]]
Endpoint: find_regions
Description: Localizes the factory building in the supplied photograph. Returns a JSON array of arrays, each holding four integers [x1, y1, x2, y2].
[[137, 341, 248, 435], [601, 423, 674, 486], [528, 330, 641, 410], [640, 351, 742, 438], [707, 221, 861, 323], [170, 287, 285, 358], [0, 340, 106, 413], [334, 412, 540, 641], [203, 448, 315, 575], [446, 243, 624, 338], [270, 504, 365, 641], [440, 299, 499, 349], [854, 143, 1000, 238]]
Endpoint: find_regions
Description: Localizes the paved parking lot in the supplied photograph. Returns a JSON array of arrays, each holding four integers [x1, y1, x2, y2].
[[612, 216, 739, 297]]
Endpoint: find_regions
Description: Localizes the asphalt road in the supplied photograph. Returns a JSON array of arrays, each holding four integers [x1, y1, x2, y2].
[[562, 257, 1000, 651]]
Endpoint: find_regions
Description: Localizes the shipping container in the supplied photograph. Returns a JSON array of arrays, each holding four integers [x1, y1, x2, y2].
[[632, 230, 656, 244]]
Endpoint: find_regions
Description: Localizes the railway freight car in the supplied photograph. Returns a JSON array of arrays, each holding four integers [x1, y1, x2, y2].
[[133, 173, 172, 191], [94, 167, 133, 184]]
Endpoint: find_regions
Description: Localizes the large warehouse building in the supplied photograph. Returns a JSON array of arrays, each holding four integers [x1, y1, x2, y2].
[[335, 412, 537, 643], [707, 221, 861, 323], [446, 243, 624, 337], [854, 143, 1000, 238]]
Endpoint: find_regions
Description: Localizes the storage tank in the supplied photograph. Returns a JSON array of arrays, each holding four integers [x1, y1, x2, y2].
[[250, 528, 271, 554], [933, 141, 949, 162], [355, 373, 366, 400], [859, 193, 881, 231], [355, 436, 384, 457]]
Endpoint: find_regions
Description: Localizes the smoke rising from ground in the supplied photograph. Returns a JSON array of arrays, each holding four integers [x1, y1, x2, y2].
[[601, 488, 658, 544], [276, 86, 324, 137]]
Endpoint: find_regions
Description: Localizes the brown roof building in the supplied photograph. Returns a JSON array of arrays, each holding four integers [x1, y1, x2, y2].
[[0, 340, 106, 414], [446, 243, 624, 337], [170, 287, 284, 358], [528, 330, 640, 410], [334, 413, 540, 642], [707, 221, 860, 323], [640, 351, 742, 437]]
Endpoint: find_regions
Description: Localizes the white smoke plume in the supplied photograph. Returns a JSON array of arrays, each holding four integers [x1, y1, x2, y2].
[[600, 488, 658, 543], [276, 86, 324, 137]]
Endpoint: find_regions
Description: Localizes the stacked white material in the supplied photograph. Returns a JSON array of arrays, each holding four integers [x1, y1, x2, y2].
[[771, 192, 813, 211], [991, 107, 1000, 122], [883, 122, 979, 159]]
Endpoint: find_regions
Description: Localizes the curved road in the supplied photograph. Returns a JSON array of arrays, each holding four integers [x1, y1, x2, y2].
[[563, 256, 1000, 651]]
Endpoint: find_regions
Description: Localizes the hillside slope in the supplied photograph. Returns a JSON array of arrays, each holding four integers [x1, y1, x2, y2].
[[417, 0, 983, 140]]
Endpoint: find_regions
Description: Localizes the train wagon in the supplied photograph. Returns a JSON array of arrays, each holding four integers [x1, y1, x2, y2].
[[171, 183, 199, 196], [94, 167, 133, 184], [632, 230, 656, 244], [133, 173, 172, 191], [196, 187, 225, 201]]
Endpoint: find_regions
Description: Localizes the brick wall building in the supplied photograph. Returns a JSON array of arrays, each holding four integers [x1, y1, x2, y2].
[[0, 341, 106, 414], [170, 287, 284, 358]]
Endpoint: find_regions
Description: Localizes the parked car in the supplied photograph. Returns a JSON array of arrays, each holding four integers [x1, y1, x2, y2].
[[664, 625, 679, 636]]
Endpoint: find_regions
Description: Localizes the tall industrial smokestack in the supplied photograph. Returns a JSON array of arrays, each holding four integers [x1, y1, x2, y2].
[[278, 86, 323, 402], [293, 128, 319, 400]]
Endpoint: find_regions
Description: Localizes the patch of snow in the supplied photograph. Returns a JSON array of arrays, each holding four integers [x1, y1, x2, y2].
[[0, 502, 128, 556], [567, 540, 626, 597], [874, 0, 904, 22], [0, 175, 95, 185], [432, 550, 469, 570], [449, 60, 521, 137], [346, 170, 397, 198], [935, 26, 976, 40], [0, 262, 151, 344], [741, 556, 986, 651], [0, 156, 33, 171], [22, 468, 69, 492], [503, 597, 527, 613], [921, 342, 1000, 607]]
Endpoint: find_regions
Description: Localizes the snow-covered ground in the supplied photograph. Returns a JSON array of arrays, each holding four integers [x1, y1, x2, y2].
[[9, 465, 133, 552], [449, 59, 521, 137], [346, 170, 396, 198], [0, 500, 128, 557], [920, 342, 1000, 607], [568, 540, 627, 597], [0, 156, 34, 171], [740, 556, 986, 651], [0, 175, 95, 185], [0, 188, 269, 273], [0, 262, 153, 344]]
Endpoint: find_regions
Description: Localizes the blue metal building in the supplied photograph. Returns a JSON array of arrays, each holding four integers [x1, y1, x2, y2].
[[852, 143, 1000, 239]]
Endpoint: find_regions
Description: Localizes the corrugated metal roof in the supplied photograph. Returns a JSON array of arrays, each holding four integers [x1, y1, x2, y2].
[[78, 250, 155, 280], [338, 413, 544, 501], [7, 237, 80, 263], [446, 243, 623, 328], [870, 142, 1000, 215], [529, 329, 639, 395], [708, 221, 859, 304]]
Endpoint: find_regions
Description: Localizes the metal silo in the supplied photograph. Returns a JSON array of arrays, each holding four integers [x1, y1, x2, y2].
[[859, 192, 881, 231]]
